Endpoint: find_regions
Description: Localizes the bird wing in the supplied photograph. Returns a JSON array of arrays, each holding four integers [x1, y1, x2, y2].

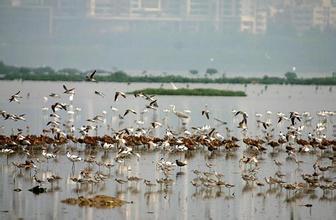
[[235, 111, 241, 116], [149, 99, 158, 107], [291, 117, 295, 125], [123, 110, 129, 116], [262, 122, 267, 130], [277, 117, 282, 123], [114, 92, 119, 101], [89, 70, 96, 79]]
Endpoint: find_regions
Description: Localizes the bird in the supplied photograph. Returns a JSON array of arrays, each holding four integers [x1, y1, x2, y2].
[[277, 112, 287, 124], [9, 91, 22, 103], [51, 102, 67, 113], [151, 121, 162, 128], [49, 93, 61, 98], [274, 159, 283, 168], [143, 179, 156, 188], [123, 109, 136, 117], [94, 90, 105, 97], [289, 112, 301, 125], [66, 151, 82, 168], [176, 159, 187, 168], [214, 117, 227, 125], [63, 85, 75, 94], [235, 111, 248, 127], [170, 105, 189, 119], [202, 105, 210, 119], [114, 91, 126, 101], [86, 70, 96, 82], [42, 150, 56, 161], [28, 185, 46, 195], [115, 178, 128, 185], [257, 120, 271, 130], [146, 99, 158, 109]]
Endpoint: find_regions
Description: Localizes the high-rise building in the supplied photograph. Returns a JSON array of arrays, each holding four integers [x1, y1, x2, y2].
[[216, 0, 241, 31], [186, 0, 212, 18], [240, 0, 268, 34], [312, 0, 336, 30], [161, 0, 186, 17]]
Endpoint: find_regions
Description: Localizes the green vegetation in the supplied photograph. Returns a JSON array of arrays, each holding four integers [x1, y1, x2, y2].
[[129, 88, 246, 96], [206, 68, 218, 75], [189, 69, 199, 75], [284, 72, 298, 81], [1, 61, 336, 85]]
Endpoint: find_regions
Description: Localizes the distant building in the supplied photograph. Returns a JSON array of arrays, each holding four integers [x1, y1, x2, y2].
[[240, 0, 267, 34], [216, 0, 241, 32], [290, 5, 314, 32], [312, 0, 336, 30], [1, 0, 335, 36]]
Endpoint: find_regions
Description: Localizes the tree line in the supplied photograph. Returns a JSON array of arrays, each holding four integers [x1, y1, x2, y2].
[[0, 61, 335, 85]]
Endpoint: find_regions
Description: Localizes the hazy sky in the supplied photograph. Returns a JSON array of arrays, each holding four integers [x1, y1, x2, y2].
[[0, 1, 335, 76]]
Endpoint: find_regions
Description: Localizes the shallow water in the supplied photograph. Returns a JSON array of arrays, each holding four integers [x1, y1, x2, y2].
[[0, 80, 336, 220]]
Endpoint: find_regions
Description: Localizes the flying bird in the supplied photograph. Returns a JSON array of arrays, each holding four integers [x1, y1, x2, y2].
[[94, 90, 105, 97], [63, 85, 75, 94], [51, 102, 67, 113], [289, 111, 301, 125], [235, 111, 248, 127], [86, 70, 97, 82], [123, 109, 137, 117], [9, 91, 22, 103], [202, 105, 210, 119], [114, 91, 126, 101]]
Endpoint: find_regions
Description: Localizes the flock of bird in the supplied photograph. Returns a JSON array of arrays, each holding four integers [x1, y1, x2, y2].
[[0, 71, 336, 214]]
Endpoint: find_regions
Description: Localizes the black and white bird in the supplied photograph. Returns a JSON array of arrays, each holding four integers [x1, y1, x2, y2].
[[63, 85, 75, 94], [86, 70, 97, 82], [114, 91, 126, 101], [289, 111, 301, 125], [202, 104, 210, 119], [94, 90, 105, 97], [9, 91, 22, 103]]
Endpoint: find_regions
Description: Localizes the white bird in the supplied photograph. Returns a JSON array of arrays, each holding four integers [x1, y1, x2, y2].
[[101, 142, 115, 150], [42, 150, 56, 161], [170, 105, 189, 119], [66, 151, 82, 163]]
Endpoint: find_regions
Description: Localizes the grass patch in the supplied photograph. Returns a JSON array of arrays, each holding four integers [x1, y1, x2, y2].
[[129, 88, 246, 96]]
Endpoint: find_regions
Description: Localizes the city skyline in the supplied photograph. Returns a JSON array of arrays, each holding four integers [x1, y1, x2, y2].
[[1, 0, 336, 34], [0, 0, 335, 75]]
